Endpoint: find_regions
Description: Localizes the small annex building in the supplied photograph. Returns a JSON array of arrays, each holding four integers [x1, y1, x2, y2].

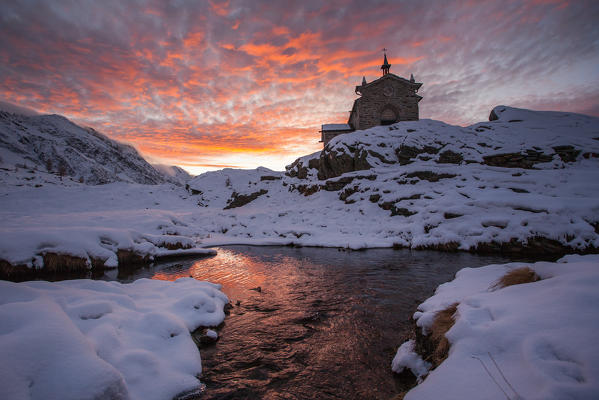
[[320, 52, 423, 146]]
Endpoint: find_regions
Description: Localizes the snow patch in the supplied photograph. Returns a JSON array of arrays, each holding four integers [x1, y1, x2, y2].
[[391, 339, 431, 381]]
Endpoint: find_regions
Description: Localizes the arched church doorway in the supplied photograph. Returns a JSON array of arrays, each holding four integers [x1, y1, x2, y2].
[[380, 106, 398, 125]]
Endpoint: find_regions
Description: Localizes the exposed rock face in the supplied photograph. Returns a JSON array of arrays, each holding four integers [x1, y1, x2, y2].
[[396, 145, 439, 165], [553, 145, 581, 162], [260, 175, 282, 181], [285, 153, 320, 179], [437, 150, 463, 164], [317, 147, 372, 180], [405, 171, 457, 182], [482, 151, 554, 168], [224, 189, 268, 210]]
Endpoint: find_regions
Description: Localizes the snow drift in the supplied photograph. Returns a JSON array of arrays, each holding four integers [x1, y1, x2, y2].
[[0, 277, 228, 400]]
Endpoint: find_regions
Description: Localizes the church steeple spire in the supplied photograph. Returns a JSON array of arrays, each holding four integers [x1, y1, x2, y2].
[[381, 48, 391, 76]]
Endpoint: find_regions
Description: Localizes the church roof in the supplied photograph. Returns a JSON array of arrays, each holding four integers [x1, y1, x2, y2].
[[322, 123, 352, 131], [355, 73, 422, 94]]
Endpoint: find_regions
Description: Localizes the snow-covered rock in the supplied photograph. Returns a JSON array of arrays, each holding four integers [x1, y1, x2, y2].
[[391, 339, 431, 381], [395, 254, 599, 400], [0, 277, 228, 400], [289, 105, 599, 180], [187, 166, 282, 209]]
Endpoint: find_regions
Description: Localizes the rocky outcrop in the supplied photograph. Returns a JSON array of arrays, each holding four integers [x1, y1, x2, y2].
[[317, 147, 372, 180], [286, 156, 319, 179], [396, 145, 439, 165], [405, 171, 456, 182], [483, 151, 554, 168], [437, 150, 463, 164], [224, 189, 268, 210]]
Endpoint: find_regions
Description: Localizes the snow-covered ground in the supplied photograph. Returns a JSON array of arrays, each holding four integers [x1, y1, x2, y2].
[[0, 277, 228, 400], [1, 105, 598, 274], [392, 254, 599, 400], [0, 178, 215, 270]]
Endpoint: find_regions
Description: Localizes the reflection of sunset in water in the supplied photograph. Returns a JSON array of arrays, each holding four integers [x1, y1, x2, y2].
[[152, 247, 295, 300]]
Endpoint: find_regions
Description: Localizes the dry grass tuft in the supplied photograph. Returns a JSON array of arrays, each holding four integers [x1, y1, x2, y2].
[[430, 303, 459, 366], [42, 252, 89, 273], [117, 249, 150, 266], [492, 267, 540, 290], [0, 259, 32, 279], [161, 241, 193, 250]]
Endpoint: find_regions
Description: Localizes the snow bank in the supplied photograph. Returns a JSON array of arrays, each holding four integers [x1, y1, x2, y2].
[[397, 255, 599, 400], [0, 278, 228, 400], [0, 181, 216, 271]]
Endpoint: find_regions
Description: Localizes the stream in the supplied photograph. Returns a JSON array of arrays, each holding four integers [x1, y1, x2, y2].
[[108, 245, 533, 399]]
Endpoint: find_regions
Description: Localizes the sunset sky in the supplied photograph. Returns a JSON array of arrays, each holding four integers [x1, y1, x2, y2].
[[1, 0, 598, 174]]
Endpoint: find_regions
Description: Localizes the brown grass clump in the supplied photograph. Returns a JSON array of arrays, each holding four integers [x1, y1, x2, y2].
[[430, 303, 459, 366], [0, 259, 32, 279], [492, 267, 540, 290], [42, 252, 89, 273], [161, 241, 193, 250], [117, 249, 150, 266]]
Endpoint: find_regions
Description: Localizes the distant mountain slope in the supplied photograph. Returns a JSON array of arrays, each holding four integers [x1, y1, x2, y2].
[[152, 163, 193, 185], [0, 110, 169, 185]]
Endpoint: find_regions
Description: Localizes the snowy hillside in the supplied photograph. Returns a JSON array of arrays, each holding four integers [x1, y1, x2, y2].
[[1, 106, 598, 275], [0, 110, 171, 185]]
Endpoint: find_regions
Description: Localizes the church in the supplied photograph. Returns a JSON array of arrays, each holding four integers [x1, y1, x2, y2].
[[320, 52, 423, 146]]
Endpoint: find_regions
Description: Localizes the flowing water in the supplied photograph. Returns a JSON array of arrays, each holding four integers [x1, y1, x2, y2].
[[110, 246, 534, 399]]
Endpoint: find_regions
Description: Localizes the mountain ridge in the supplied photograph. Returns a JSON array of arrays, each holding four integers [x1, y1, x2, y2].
[[0, 110, 186, 185]]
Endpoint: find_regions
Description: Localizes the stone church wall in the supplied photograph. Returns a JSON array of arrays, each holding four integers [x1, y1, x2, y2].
[[354, 79, 419, 131]]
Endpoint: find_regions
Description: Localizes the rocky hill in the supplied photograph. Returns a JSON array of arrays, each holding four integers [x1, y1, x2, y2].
[[0, 110, 173, 185], [188, 106, 599, 254]]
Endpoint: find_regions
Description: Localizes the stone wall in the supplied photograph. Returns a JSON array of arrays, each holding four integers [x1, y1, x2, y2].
[[322, 129, 354, 146]]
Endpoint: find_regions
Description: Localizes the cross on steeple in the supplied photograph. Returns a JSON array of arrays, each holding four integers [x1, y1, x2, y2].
[[381, 48, 391, 76]]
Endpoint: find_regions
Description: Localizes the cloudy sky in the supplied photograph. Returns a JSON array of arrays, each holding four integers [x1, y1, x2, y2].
[[1, 0, 598, 173]]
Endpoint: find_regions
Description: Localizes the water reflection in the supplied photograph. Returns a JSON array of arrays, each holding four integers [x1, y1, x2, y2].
[[116, 246, 534, 399]]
